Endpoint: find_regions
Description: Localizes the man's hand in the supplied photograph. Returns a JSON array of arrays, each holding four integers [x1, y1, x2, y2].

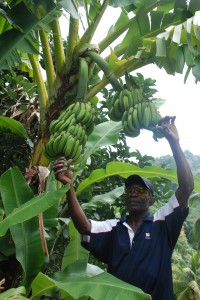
[[156, 116, 179, 143], [53, 157, 73, 185]]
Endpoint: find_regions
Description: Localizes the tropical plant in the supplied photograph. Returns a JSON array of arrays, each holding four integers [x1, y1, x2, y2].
[[173, 236, 200, 300], [172, 193, 200, 300], [1, 0, 200, 299]]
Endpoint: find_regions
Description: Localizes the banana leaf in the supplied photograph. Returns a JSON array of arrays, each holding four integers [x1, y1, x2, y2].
[[31, 260, 151, 300], [60, 0, 79, 19], [61, 221, 89, 271], [76, 161, 200, 195], [43, 168, 64, 228], [81, 186, 124, 210], [0, 0, 57, 69], [0, 167, 70, 237], [60, 220, 90, 299], [82, 120, 122, 163], [0, 166, 69, 289], [0, 116, 33, 146], [0, 286, 29, 300]]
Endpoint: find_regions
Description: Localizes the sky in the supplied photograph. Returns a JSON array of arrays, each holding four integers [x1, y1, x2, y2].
[[60, 6, 200, 158]]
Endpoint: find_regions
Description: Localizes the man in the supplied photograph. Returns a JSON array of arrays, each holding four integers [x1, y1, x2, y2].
[[53, 116, 194, 300]]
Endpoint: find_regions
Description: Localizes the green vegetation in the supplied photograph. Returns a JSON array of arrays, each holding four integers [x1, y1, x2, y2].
[[0, 0, 200, 299]]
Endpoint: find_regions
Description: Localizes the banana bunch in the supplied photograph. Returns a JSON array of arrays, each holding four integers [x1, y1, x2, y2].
[[122, 101, 161, 137], [106, 87, 161, 138], [137, 101, 161, 129], [106, 88, 144, 122], [44, 102, 95, 164]]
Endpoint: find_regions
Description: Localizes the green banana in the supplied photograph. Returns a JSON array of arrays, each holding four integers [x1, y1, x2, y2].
[[108, 107, 121, 121], [68, 125, 76, 135], [68, 116, 76, 128], [58, 109, 72, 122], [113, 98, 123, 120], [122, 110, 128, 124], [71, 101, 81, 115], [72, 144, 83, 164], [140, 102, 147, 127], [119, 90, 125, 111], [127, 113, 138, 132], [73, 124, 80, 136], [143, 104, 151, 128], [57, 109, 68, 121], [76, 58, 89, 102], [110, 92, 119, 107], [148, 102, 157, 127], [43, 147, 58, 161], [137, 102, 143, 126], [85, 102, 92, 111], [63, 134, 76, 158], [123, 120, 134, 137], [76, 103, 86, 122], [80, 110, 91, 126], [132, 107, 139, 130], [73, 153, 83, 165], [45, 137, 56, 158], [56, 131, 70, 154], [123, 95, 130, 111], [126, 89, 134, 108], [65, 102, 75, 112], [135, 88, 143, 103], [149, 102, 162, 128], [71, 139, 80, 159], [128, 106, 134, 114], [52, 119, 65, 133], [76, 125, 83, 140], [52, 133, 62, 154], [124, 119, 140, 137], [58, 113, 76, 132], [85, 113, 94, 129], [79, 128, 87, 144], [49, 119, 60, 134], [130, 87, 139, 106]]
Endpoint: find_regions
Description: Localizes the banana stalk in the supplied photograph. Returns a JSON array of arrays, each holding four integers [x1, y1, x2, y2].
[[65, 16, 79, 74], [85, 50, 122, 92], [50, 19, 65, 74], [28, 54, 47, 126], [76, 58, 89, 102], [39, 29, 56, 99]]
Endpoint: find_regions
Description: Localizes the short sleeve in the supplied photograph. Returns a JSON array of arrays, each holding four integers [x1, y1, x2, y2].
[[81, 219, 118, 263], [153, 194, 189, 249]]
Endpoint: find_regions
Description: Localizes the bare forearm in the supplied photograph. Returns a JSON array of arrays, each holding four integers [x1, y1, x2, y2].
[[169, 140, 194, 206], [67, 185, 91, 234]]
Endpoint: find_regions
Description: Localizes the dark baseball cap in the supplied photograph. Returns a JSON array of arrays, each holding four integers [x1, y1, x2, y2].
[[125, 174, 154, 196]]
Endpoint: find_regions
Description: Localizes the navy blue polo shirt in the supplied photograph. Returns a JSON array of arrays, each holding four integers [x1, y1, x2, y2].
[[82, 194, 189, 300]]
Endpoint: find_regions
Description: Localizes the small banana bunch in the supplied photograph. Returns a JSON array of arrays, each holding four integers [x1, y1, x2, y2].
[[106, 88, 161, 138], [44, 102, 95, 164]]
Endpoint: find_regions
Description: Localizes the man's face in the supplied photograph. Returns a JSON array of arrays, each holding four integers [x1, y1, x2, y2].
[[124, 184, 153, 214]]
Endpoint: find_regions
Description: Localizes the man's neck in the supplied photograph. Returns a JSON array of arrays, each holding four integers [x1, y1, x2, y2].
[[127, 211, 148, 232]]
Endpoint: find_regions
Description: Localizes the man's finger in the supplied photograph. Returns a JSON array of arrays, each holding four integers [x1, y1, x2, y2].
[[53, 162, 64, 172], [171, 116, 176, 124]]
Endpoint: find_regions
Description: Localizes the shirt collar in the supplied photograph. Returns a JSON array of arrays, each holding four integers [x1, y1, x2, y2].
[[120, 212, 153, 223]]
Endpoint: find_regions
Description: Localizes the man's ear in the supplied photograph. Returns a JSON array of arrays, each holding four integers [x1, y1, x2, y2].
[[149, 195, 155, 206]]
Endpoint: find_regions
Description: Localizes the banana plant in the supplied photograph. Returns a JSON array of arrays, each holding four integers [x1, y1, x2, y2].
[[171, 194, 200, 300], [174, 254, 200, 300], [1, 0, 200, 298]]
